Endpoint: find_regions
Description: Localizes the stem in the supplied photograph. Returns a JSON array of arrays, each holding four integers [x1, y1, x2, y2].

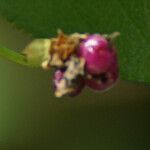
[[0, 45, 36, 67]]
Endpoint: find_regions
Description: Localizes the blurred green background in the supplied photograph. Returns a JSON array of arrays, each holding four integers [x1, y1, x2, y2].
[[0, 16, 150, 150]]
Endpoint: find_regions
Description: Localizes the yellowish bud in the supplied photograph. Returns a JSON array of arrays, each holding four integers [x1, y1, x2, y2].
[[22, 39, 51, 67]]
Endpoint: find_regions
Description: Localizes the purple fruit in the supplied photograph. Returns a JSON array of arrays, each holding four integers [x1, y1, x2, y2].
[[78, 34, 119, 91], [78, 34, 117, 75], [85, 53, 119, 91]]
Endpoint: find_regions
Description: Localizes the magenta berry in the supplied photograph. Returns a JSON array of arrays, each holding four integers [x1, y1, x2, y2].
[[85, 52, 119, 91], [85, 69, 118, 91], [78, 34, 116, 75], [78, 34, 119, 91]]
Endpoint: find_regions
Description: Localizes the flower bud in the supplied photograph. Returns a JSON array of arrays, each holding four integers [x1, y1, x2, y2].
[[22, 39, 51, 67]]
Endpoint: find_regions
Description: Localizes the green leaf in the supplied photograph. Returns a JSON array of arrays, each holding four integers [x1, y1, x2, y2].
[[0, 45, 39, 67], [0, 0, 149, 83]]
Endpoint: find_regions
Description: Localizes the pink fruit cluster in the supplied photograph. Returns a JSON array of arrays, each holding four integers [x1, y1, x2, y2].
[[54, 34, 119, 96]]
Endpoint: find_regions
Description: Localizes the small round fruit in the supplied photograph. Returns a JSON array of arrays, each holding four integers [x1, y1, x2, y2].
[[78, 34, 116, 75], [85, 61, 119, 91]]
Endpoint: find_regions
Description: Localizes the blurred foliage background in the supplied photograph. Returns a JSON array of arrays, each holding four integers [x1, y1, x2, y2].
[[0, 16, 150, 150]]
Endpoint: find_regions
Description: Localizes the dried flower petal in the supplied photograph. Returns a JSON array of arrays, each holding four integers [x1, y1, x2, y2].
[[54, 57, 85, 97], [49, 30, 87, 67]]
